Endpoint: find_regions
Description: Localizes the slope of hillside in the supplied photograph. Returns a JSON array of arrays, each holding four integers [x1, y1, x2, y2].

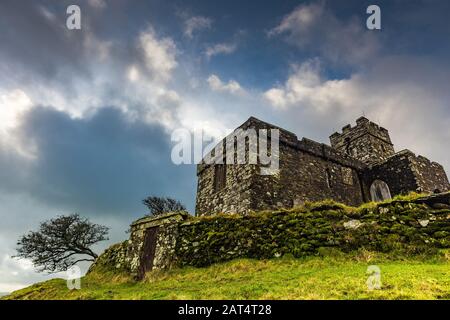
[[3, 251, 450, 300], [4, 193, 450, 300]]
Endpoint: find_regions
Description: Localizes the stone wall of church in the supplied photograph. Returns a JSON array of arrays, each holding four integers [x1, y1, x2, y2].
[[196, 137, 367, 215], [195, 163, 256, 215], [195, 116, 298, 216], [364, 150, 450, 200], [410, 154, 450, 193], [250, 141, 365, 211], [195, 117, 450, 215], [363, 150, 419, 198]]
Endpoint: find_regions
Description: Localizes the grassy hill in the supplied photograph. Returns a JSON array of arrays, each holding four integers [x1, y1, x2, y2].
[[4, 193, 449, 300], [3, 250, 450, 300]]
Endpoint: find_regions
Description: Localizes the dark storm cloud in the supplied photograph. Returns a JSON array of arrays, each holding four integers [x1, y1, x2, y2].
[[0, 1, 136, 97], [2, 106, 196, 216], [0, 0, 195, 228], [0, 1, 91, 86]]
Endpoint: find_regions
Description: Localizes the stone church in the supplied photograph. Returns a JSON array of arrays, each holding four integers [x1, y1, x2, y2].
[[195, 116, 450, 215]]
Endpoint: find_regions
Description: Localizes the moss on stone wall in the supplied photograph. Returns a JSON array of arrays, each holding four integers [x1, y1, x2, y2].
[[90, 194, 450, 276], [176, 198, 450, 267], [88, 241, 133, 275]]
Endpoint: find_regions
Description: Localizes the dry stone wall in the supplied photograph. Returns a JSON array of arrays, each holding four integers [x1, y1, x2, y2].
[[176, 198, 450, 267], [90, 194, 450, 278], [88, 212, 188, 278]]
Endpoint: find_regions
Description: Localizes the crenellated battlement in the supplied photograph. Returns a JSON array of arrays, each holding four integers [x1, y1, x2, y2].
[[330, 117, 391, 146], [329, 116, 395, 165]]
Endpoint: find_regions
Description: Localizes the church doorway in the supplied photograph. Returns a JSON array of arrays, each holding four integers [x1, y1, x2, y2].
[[138, 226, 159, 280], [370, 180, 392, 202]]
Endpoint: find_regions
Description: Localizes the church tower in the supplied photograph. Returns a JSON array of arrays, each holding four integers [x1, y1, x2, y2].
[[329, 117, 395, 165]]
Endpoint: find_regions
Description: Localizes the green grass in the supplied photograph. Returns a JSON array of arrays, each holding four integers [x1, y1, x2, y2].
[[3, 250, 450, 300]]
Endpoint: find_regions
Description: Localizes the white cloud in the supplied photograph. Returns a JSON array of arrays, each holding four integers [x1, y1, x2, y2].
[[126, 65, 140, 83], [269, 2, 380, 65], [0, 89, 32, 133], [177, 100, 237, 141], [263, 57, 450, 176], [0, 252, 59, 293], [264, 59, 345, 110], [207, 74, 245, 96], [205, 42, 237, 59], [0, 25, 185, 159], [0, 89, 38, 160], [146, 90, 182, 129], [184, 16, 212, 38], [138, 27, 178, 82], [269, 1, 324, 37]]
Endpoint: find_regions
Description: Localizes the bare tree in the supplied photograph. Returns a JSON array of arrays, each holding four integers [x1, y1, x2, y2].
[[15, 214, 109, 273], [142, 196, 186, 216]]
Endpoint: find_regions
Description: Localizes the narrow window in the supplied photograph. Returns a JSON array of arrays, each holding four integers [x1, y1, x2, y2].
[[214, 164, 226, 192], [325, 168, 332, 188], [345, 137, 351, 155]]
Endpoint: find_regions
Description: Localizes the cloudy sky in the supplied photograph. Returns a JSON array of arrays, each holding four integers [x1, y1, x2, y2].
[[1, 0, 450, 292]]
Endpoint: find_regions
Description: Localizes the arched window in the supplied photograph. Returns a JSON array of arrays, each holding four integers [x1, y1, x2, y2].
[[370, 180, 392, 202]]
